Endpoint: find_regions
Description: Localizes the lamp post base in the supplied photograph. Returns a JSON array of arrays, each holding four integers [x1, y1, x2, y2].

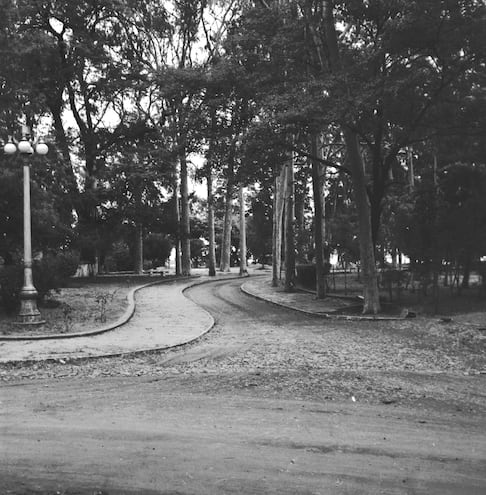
[[17, 288, 45, 326]]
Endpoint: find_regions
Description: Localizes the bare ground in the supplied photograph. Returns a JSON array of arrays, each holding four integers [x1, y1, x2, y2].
[[1, 279, 485, 412], [0, 278, 485, 494]]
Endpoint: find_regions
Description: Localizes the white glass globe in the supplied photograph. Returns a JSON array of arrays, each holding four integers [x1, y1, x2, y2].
[[35, 142, 48, 155], [3, 141, 17, 155], [18, 139, 33, 154]]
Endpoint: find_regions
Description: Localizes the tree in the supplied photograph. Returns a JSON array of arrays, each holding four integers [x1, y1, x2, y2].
[[5, 0, 172, 272], [247, 190, 273, 267], [152, 0, 241, 276], [239, 184, 249, 275], [144, 233, 172, 268]]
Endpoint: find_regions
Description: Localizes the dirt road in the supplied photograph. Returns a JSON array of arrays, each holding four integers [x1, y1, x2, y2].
[[1, 278, 485, 494], [2, 377, 485, 495]]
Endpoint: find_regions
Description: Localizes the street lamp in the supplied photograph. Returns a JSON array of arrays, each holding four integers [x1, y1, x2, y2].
[[3, 125, 48, 325]]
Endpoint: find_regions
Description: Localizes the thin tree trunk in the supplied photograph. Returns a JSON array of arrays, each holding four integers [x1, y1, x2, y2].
[[180, 151, 191, 276], [433, 268, 440, 314], [319, 135, 329, 273], [284, 155, 296, 292], [220, 148, 236, 272], [134, 223, 143, 274], [462, 254, 472, 289], [220, 183, 233, 272], [174, 183, 181, 276], [272, 165, 286, 286], [239, 184, 248, 276], [207, 168, 216, 277], [408, 148, 415, 189], [311, 133, 326, 298], [319, 162, 327, 252], [295, 190, 306, 263], [272, 176, 279, 285]]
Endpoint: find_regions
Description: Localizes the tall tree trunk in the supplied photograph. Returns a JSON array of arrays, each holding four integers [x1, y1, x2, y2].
[[134, 223, 143, 274], [319, 162, 327, 251], [344, 129, 381, 313], [239, 184, 248, 276], [311, 133, 326, 298], [272, 165, 286, 286], [272, 176, 279, 285], [461, 253, 472, 289], [408, 148, 415, 189], [322, 0, 380, 313], [284, 156, 296, 292], [295, 189, 306, 263], [174, 183, 181, 276], [207, 168, 216, 277], [221, 152, 235, 273], [220, 184, 233, 272], [180, 151, 191, 276]]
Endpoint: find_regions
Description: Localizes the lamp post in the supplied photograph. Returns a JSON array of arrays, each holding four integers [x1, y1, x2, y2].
[[3, 125, 48, 325]]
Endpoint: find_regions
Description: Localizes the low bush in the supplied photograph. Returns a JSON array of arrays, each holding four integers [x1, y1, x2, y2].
[[296, 263, 331, 290], [0, 251, 80, 311], [0, 265, 23, 314], [105, 241, 133, 272], [55, 251, 80, 280]]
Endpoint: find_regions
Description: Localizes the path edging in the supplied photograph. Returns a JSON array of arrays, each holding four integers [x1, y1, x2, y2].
[[0, 274, 257, 365], [240, 281, 405, 321], [0, 276, 191, 342]]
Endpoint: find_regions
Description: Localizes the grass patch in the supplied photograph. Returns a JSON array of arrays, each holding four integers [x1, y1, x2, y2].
[[0, 282, 135, 337]]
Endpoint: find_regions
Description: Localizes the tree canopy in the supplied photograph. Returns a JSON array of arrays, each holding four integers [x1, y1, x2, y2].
[[1, 0, 484, 311]]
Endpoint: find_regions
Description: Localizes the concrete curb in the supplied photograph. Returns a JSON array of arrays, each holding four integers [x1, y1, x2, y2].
[[0, 276, 191, 342], [240, 281, 405, 321]]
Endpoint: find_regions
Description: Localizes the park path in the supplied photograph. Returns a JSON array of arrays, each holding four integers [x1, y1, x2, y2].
[[0, 279, 213, 363]]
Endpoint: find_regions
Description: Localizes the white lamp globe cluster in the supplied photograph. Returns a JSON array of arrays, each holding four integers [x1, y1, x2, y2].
[[3, 135, 48, 156]]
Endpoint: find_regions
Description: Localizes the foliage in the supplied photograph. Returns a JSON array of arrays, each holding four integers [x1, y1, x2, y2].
[[190, 238, 206, 267], [104, 241, 133, 272], [1, 0, 485, 305], [394, 163, 486, 285], [94, 290, 117, 323], [0, 265, 23, 314], [296, 264, 331, 290], [0, 251, 79, 313], [247, 191, 273, 265], [33, 253, 78, 301], [144, 233, 172, 268], [328, 211, 360, 266], [0, 153, 76, 263], [439, 163, 486, 265]]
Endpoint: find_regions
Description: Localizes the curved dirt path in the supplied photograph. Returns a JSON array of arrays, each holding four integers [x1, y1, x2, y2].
[[0, 279, 213, 363]]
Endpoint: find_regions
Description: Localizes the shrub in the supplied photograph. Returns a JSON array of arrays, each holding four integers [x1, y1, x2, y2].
[[296, 263, 331, 290], [0, 265, 23, 314], [55, 251, 80, 280], [33, 252, 80, 301], [144, 234, 172, 267], [477, 262, 486, 288], [0, 251, 81, 311], [33, 257, 63, 301], [107, 241, 133, 272]]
